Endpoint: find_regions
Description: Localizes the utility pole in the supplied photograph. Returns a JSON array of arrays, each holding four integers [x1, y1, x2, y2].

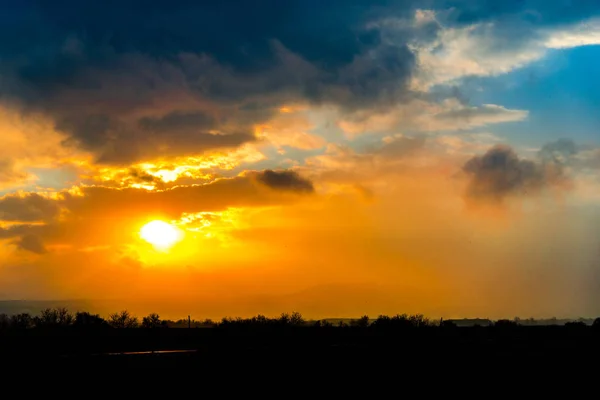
[[188, 315, 191, 329]]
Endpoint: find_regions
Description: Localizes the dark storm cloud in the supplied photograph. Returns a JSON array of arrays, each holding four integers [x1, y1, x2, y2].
[[0, 0, 428, 164], [443, 0, 600, 26], [138, 111, 217, 133], [255, 170, 315, 193], [463, 144, 568, 202], [2, 1, 598, 165]]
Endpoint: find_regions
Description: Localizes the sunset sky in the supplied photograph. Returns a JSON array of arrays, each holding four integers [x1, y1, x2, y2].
[[2, 0, 600, 320]]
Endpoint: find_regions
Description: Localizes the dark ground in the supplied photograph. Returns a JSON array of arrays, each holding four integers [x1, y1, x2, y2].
[[3, 326, 599, 387]]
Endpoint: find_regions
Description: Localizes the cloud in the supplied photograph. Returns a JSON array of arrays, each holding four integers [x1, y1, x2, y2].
[[337, 99, 528, 136], [400, 10, 600, 89], [0, 2, 425, 165], [255, 108, 326, 151], [61, 170, 315, 220], [0, 193, 61, 222], [0, 159, 30, 189], [538, 138, 578, 165], [577, 148, 600, 170], [0, 107, 81, 190], [433, 103, 528, 127], [138, 111, 217, 133], [378, 135, 427, 159], [545, 18, 600, 48], [255, 170, 314, 193], [0, 2, 594, 174], [12, 234, 47, 254], [0, 168, 315, 253], [462, 144, 568, 203]]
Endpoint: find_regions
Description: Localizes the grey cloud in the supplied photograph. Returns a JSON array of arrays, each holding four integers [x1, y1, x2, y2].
[[538, 138, 578, 165], [13, 234, 47, 254], [97, 131, 255, 165], [463, 144, 567, 202], [138, 111, 217, 133], [255, 170, 315, 193], [0, 193, 61, 222], [0, 3, 422, 165], [536, 138, 600, 172], [129, 169, 159, 183], [0, 223, 44, 240], [56, 114, 114, 149]]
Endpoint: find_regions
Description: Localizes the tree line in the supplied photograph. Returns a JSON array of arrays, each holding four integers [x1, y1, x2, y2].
[[2, 308, 600, 332]]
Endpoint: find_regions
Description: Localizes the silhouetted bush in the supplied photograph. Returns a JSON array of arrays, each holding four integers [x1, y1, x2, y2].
[[74, 312, 108, 328], [142, 313, 168, 329], [371, 314, 431, 329], [10, 313, 33, 329], [108, 310, 139, 328], [494, 319, 519, 328], [0, 313, 9, 331], [289, 311, 304, 326], [351, 315, 370, 328], [218, 312, 306, 330], [313, 319, 333, 327]]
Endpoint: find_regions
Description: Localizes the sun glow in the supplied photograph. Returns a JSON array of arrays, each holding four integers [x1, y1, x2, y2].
[[140, 220, 184, 250]]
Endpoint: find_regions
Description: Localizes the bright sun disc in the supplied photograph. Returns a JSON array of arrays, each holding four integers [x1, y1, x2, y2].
[[140, 220, 183, 249]]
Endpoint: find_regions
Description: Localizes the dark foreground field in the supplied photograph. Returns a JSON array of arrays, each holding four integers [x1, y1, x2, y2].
[[4, 325, 600, 385]]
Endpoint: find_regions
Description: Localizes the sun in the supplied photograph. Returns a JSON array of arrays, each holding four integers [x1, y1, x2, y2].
[[140, 220, 184, 250]]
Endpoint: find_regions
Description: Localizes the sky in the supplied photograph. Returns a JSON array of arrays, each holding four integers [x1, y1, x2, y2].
[[1, 0, 600, 320]]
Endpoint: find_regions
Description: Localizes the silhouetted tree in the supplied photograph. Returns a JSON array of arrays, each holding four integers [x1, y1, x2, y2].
[[74, 312, 107, 328], [593, 318, 600, 328], [0, 313, 9, 331], [108, 310, 139, 328], [290, 311, 304, 326], [36, 307, 74, 328], [351, 315, 370, 328], [252, 314, 269, 325], [279, 313, 290, 325], [314, 319, 333, 327], [409, 314, 430, 328], [10, 313, 33, 329], [142, 313, 167, 328]]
